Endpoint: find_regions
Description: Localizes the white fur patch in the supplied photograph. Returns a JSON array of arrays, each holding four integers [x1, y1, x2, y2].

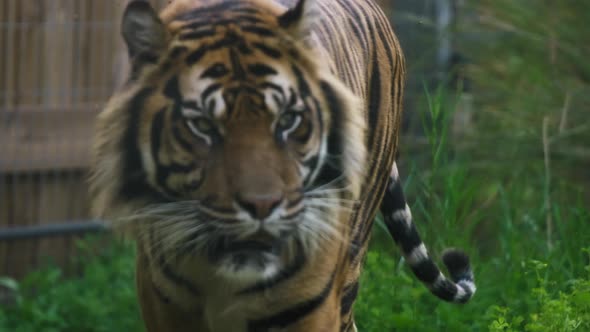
[[456, 280, 477, 299], [391, 204, 412, 227], [390, 162, 399, 181], [406, 243, 428, 266], [216, 253, 282, 284]]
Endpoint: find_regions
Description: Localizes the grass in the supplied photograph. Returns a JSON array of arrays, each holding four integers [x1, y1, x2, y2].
[[354, 88, 590, 331], [0, 240, 143, 332]]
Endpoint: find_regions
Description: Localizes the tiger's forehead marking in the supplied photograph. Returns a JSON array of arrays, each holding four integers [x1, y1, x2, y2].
[[169, 26, 304, 120]]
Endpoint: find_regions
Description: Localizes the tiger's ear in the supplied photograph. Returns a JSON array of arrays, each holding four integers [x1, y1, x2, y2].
[[121, 1, 167, 58], [278, 0, 315, 41]]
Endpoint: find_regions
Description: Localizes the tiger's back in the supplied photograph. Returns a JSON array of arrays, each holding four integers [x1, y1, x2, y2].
[[90, 0, 474, 331], [302, 0, 407, 327]]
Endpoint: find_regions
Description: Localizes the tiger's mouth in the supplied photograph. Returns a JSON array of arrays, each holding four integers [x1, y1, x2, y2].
[[226, 240, 280, 254], [207, 230, 293, 280], [210, 232, 286, 259]]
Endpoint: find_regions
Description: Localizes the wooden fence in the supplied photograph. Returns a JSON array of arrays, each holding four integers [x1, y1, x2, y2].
[[0, 0, 168, 279]]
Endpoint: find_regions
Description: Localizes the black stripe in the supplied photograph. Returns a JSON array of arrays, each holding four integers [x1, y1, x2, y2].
[[178, 28, 217, 41], [150, 110, 200, 196], [259, 82, 284, 94], [340, 281, 359, 316], [252, 42, 282, 59], [347, 18, 366, 56], [349, 214, 374, 263], [172, 123, 195, 151], [229, 48, 247, 79], [386, 219, 422, 255], [186, 45, 209, 65], [380, 177, 406, 216], [337, 0, 369, 52], [431, 279, 458, 302], [150, 110, 173, 194], [169, 46, 189, 59], [157, 255, 201, 297], [366, 24, 381, 148], [380, 178, 424, 257], [121, 88, 162, 201], [148, 228, 201, 297], [152, 283, 171, 304], [374, 18, 399, 159], [313, 81, 344, 191], [348, 227, 363, 262], [232, 14, 264, 24], [292, 65, 311, 97], [160, 161, 197, 173], [241, 25, 275, 37], [350, 137, 393, 264], [181, 101, 200, 110], [201, 63, 230, 79], [208, 32, 251, 54], [248, 63, 278, 77], [301, 154, 318, 172], [164, 76, 181, 100], [201, 83, 223, 101], [247, 270, 336, 331], [411, 259, 441, 284]]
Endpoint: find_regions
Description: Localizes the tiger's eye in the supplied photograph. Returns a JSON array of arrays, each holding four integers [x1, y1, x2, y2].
[[195, 118, 212, 132], [278, 112, 299, 128]]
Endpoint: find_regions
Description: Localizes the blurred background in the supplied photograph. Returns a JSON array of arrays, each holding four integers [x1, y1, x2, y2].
[[0, 1, 589, 331]]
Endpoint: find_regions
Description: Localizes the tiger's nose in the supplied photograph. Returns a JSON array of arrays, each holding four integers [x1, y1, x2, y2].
[[236, 193, 284, 220]]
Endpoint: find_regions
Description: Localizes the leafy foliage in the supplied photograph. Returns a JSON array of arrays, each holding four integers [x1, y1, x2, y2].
[[0, 240, 142, 332]]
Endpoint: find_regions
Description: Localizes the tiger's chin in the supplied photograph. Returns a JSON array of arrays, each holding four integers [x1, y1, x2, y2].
[[215, 251, 284, 283], [210, 239, 287, 283]]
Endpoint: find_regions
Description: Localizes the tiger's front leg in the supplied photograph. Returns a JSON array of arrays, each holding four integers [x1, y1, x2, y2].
[[135, 253, 210, 332], [137, 248, 342, 332], [258, 288, 342, 332]]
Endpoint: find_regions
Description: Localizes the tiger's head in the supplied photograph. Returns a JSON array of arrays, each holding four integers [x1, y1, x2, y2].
[[91, 0, 366, 282]]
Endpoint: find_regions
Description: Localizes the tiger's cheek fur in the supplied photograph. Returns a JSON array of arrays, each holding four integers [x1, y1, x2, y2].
[[134, 95, 210, 199]]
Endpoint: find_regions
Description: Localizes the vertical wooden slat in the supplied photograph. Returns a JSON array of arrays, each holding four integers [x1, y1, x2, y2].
[[58, 2, 75, 263], [0, 1, 7, 106], [0, 0, 14, 274], [0, 175, 11, 275], [86, 0, 107, 103], [41, 0, 73, 108], [64, 172, 91, 273], [37, 174, 73, 270], [5, 175, 39, 278], [15, 0, 42, 106], [2, 0, 17, 108], [0, 1, 9, 274], [73, 0, 84, 104]]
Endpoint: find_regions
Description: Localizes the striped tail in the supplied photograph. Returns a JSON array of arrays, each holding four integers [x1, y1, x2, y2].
[[380, 162, 476, 303]]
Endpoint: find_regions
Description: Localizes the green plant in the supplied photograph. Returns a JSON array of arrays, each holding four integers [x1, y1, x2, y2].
[[0, 237, 142, 332]]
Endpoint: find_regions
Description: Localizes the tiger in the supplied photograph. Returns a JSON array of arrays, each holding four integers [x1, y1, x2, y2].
[[89, 0, 476, 331]]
